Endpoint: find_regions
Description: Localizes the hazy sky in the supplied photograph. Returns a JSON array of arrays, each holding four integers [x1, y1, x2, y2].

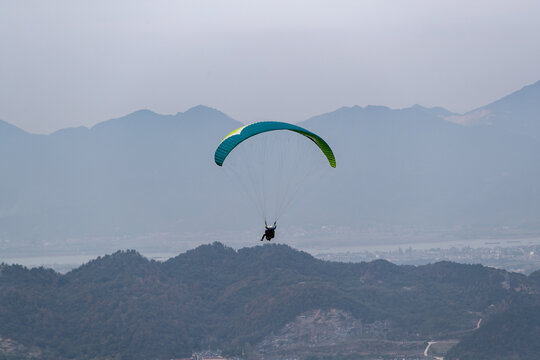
[[1, 0, 539, 134]]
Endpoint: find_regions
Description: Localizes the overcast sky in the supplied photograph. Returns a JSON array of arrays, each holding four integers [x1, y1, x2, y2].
[[1, 0, 539, 134]]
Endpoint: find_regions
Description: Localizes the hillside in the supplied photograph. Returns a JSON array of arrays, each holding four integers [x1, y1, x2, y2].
[[1, 243, 539, 359], [446, 304, 540, 360]]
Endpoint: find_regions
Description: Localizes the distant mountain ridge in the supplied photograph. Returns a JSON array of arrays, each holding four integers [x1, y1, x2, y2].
[[1, 81, 540, 248], [445, 80, 540, 139], [1, 242, 539, 359], [4, 80, 539, 135]]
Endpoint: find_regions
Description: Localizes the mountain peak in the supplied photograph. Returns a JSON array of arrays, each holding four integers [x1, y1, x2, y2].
[[90, 109, 172, 131], [168, 242, 237, 264], [129, 109, 158, 116], [68, 250, 150, 278], [444, 79, 540, 137], [179, 105, 233, 121], [185, 104, 217, 113]]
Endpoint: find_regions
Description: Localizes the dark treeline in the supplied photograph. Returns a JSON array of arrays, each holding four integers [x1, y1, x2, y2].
[[1, 243, 540, 359]]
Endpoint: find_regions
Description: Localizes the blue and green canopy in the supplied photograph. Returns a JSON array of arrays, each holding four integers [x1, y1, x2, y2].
[[214, 121, 336, 168]]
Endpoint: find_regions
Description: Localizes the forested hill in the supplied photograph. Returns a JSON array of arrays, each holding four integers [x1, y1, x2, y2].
[[445, 270, 540, 360], [1, 242, 540, 359], [446, 304, 540, 360]]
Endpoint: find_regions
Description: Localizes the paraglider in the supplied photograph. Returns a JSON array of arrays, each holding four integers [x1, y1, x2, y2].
[[214, 121, 335, 241], [261, 221, 277, 241]]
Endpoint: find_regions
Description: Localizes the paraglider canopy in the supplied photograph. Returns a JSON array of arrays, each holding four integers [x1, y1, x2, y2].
[[215, 121, 336, 168]]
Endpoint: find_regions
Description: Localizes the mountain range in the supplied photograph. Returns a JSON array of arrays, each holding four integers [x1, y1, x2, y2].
[[1, 81, 540, 253]]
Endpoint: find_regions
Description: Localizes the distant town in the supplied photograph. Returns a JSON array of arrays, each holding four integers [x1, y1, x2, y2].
[[316, 243, 540, 275]]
